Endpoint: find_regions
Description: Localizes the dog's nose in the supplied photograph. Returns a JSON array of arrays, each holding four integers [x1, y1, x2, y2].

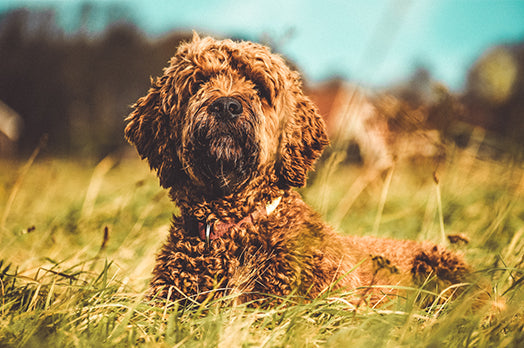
[[209, 97, 243, 120]]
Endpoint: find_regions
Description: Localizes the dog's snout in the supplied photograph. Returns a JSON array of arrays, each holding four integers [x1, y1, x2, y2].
[[209, 97, 243, 120]]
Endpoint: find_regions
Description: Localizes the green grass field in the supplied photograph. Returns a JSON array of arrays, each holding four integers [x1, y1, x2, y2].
[[1, 146, 523, 347]]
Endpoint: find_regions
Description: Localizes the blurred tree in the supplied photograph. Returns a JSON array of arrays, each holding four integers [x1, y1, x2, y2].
[[394, 66, 434, 106], [0, 9, 70, 153], [467, 47, 518, 105], [0, 8, 191, 157], [463, 44, 524, 151]]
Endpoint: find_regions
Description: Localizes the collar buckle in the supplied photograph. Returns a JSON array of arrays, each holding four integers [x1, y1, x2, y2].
[[205, 223, 211, 245]]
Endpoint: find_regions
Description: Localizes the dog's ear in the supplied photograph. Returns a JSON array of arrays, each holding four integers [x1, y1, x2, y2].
[[277, 82, 329, 188], [124, 77, 186, 189]]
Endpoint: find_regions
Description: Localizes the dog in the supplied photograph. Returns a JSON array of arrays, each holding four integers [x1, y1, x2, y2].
[[124, 34, 470, 305]]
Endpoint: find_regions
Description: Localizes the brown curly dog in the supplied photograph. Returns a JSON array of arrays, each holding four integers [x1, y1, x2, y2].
[[125, 34, 469, 305]]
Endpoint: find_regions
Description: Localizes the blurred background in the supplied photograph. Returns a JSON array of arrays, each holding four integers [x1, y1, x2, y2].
[[0, 0, 523, 162]]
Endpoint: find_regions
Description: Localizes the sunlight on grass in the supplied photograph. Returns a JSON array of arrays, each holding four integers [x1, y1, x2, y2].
[[1, 148, 523, 346]]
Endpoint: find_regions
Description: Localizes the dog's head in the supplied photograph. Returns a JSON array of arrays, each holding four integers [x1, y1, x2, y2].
[[125, 34, 328, 197]]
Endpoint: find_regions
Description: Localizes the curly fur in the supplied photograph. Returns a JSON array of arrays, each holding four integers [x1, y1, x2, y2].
[[125, 34, 470, 305]]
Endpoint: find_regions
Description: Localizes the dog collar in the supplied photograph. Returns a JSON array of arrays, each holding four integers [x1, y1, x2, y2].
[[198, 195, 282, 244]]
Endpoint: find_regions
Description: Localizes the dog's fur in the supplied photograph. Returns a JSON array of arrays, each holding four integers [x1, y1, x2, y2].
[[125, 34, 469, 305]]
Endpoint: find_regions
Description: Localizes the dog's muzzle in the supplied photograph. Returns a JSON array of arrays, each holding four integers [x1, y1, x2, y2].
[[186, 96, 259, 194]]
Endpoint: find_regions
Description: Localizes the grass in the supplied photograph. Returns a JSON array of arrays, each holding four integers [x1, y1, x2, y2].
[[0, 145, 523, 347]]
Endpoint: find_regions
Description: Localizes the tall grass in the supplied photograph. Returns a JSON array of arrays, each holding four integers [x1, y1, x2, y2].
[[0, 146, 523, 347]]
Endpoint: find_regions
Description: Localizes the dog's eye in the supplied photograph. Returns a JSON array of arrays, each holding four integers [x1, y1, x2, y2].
[[254, 83, 272, 105], [191, 81, 203, 95]]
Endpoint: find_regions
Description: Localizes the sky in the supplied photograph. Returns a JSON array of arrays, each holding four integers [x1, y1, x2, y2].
[[1, 0, 524, 90]]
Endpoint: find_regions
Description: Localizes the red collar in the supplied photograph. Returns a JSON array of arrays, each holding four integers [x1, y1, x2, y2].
[[197, 195, 282, 244]]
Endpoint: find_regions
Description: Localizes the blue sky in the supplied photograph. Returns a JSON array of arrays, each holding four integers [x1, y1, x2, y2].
[[2, 0, 524, 90]]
